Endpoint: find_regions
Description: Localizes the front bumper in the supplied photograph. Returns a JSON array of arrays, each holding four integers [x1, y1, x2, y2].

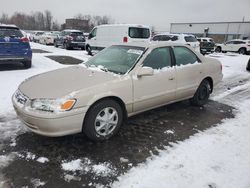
[[12, 93, 88, 137]]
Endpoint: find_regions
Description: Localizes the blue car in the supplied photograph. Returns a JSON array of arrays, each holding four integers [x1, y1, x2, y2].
[[0, 24, 32, 68]]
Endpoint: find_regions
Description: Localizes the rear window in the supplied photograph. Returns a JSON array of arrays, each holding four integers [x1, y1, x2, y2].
[[129, 27, 150, 39], [184, 36, 198, 42], [0, 27, 23, 38]]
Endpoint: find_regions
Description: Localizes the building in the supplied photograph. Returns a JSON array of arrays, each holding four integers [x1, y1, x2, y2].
[[61, 18, 89, 31], [170, 21, 250, 43]]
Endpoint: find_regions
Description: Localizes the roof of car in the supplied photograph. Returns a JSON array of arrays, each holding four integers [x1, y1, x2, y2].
[[96, 24, 150, 29], [0, 23, 19, 29], [63, 29, 82, 32], [114, 41, 187, 49], [154, 33, 195, 37]]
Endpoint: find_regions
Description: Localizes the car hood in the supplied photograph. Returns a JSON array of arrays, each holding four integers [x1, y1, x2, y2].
[[19, 66, 117, 99]]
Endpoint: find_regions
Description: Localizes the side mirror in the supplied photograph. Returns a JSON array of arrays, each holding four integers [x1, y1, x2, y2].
[[137, 67, 154, 77]]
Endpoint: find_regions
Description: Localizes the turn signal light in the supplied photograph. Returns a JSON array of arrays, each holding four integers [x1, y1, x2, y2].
[[61, 99, 76, 111]]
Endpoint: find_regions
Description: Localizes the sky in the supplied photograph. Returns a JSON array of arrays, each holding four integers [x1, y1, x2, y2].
[[0, 0, 249, 31]]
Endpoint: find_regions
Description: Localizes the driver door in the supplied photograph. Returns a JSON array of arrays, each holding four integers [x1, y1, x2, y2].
[[133, 47, 176, 112]]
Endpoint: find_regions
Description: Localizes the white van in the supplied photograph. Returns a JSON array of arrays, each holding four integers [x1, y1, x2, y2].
[[86, 24, 151, 55]]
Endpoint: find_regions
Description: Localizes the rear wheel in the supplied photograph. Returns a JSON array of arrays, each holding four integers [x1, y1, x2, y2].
[[23, 60, 32, 69], [239, 48, 246, 55], [83, 99, 123, 141], [215, 47, 221, 53], [190, 80, 211, 106]]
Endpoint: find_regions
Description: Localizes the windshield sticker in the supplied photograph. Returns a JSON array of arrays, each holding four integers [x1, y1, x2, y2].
[[127, 49, 143, 55]]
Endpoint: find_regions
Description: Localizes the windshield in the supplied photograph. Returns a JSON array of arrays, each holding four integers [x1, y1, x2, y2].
[[86, 45, 145, 75], [184, 36, 198, 42], [0, 28, 23, 38]]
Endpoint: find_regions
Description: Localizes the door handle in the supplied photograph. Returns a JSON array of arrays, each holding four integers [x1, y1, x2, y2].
[[169, 77, 175, 81]]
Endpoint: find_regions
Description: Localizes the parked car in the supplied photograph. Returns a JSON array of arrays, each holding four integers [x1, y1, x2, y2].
[[215, 39, 250, 55], [152, 33, 200, 53], [0, 24, 32, 68], [33, 31, 45, 43], [247, 58, 250, 71], [13, 43, 222, 141], [54, 30, 85, 50], [86, 24, 151, 55], [197, 37, 215, 55], [39, 32, 60, 45]]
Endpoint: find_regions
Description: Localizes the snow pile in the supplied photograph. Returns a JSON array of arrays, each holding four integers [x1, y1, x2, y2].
[[112, 99, 250, 188], [30, 178, 46, 188], [61, 158, 117, 177], [209, 53, 250, 79], [36, 157, 49, 163]]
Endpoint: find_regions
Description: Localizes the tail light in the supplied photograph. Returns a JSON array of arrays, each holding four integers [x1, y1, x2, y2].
[[20, 37, 29, 43], [123, 37, 128, 43]]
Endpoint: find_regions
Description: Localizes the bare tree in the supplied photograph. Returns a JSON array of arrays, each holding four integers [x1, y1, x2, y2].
[[44, 10, 53, 30], [0, 13, 9, 24]]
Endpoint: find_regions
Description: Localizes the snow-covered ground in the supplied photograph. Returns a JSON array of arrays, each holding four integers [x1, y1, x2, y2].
[[0, 43, 250, 187]]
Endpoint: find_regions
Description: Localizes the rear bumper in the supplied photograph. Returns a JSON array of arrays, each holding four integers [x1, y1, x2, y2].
[[68, 42, 85, 48], [0, 50, 32, 63]]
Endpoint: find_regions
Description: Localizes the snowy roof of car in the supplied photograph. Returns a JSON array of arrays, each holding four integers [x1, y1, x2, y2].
[[154, 33, 195, 37], [113, 41, 186, 49], [96, 24, 150, 29], [63, 29, 82, 32], [0, 23, 18, 28]]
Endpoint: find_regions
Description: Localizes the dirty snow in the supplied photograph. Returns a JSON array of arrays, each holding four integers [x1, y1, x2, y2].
[[61, 158, 117, 177], [36, 157, 49, 163]]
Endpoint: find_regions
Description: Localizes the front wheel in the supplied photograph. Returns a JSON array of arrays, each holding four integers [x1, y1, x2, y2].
[[215, 47, 221, 53], [83, 99, 123, 141], [239, 48, 246, 55], [23, 60, 32, 69], [86, 45, 93, 56], [190, 80, 211, 106]]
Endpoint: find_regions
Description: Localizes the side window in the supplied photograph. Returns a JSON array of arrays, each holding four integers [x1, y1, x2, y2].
[[152, 35, 161, 41], [143, 47, 172, 70], [161, 35, 170, 41], [89, 28, 97, 39], [173, 47, 198, 66]]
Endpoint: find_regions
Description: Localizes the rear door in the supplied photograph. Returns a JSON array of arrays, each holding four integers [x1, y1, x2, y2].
[[173, 46, 203, 99], [0, 27, 26, 56]]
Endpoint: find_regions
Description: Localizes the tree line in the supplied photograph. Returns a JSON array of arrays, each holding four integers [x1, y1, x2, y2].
[[0, 11, 114, 31]]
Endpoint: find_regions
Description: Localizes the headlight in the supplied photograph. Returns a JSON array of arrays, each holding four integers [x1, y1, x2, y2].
[[30, 98, 76, 112]]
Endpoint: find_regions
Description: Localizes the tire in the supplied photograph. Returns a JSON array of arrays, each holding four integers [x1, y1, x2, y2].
[[246, 59, 250, 71], [54, 43, 58, 48], [215, 47, 221, 53], [86, 45, 93, 56], [190, 80, 211, 106], [239, 48, 246, 55], [23, 60, 32, 69], [83, 99, 123, 141]]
